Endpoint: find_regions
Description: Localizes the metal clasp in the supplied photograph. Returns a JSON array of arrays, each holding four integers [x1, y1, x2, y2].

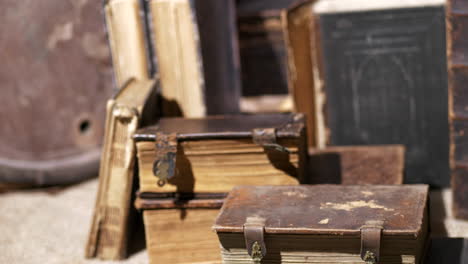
[[153, 133, 177, 186], [252, 128, 290, 153]]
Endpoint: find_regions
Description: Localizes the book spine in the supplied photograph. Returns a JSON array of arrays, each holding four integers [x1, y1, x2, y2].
[[194, 0, 241, 115], [105, 0, 150, 87], [447, 0, 468, 219], [85, 102, 139, 259]]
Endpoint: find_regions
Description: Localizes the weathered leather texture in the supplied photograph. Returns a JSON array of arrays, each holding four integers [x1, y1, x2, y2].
[[319, 6, 449, 187], [213, 185, 428, 236], [0, 0, 113, 185], [134, 113, 305, 141], [448, 0, 468, 219]]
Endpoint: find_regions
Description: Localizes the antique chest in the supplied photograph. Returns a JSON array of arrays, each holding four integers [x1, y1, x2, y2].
[[133, 113, 307, 194], [213, 185, 429, 264]]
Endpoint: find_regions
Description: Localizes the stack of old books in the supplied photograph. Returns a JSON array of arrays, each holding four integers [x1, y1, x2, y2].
[[84, 0, 460, 263]]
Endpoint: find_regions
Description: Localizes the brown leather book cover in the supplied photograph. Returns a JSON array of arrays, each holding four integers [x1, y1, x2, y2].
[[0, 0, 113, 185], [308, 145, 405, 185], [447, 0, 468, 220], [214, 185, 429, 264], [134, 113, 308, 194]]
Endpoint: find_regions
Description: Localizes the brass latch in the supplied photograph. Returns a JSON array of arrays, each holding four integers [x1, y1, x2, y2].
[[243, 216, 267, 263], [153, 132, 177, 187], [252, 128, 290, 153], [360, 220, 384, 264]]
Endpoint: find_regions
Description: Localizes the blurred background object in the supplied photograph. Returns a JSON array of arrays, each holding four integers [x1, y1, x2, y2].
[[0, 0, 114, 185]]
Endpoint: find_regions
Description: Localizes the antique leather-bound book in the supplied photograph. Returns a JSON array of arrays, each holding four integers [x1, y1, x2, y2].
[[147, 0, 241, 117], [283, 0, 449, 186], [104, 0, 150, 87], [308, 145, 405, 184], [85, 79, 159, 260], [213, 185, 430, 264], [135, 195, 225, 264], [134, 113, 307, 194], [447, 0, 468, 219]]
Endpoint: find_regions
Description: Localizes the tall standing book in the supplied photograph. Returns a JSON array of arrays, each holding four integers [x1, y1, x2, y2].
[[447, 0, 468, 219], [105, 0, 150, 87], [147, 0, 241, 117], [85, 79, 159, 260], [283, 0, 449, 187]]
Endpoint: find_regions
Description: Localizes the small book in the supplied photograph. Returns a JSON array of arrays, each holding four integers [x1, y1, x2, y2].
[[283, 0, 449, 187], [213, 185, 430, 264], [147, 0, 241, 117], [135, 194, 225, 264], [447, 0, 468, 219], [85, 78, 159, 260], [309, 145, 405, 184], [104, 0, 150, 86], [133, 113, 307, 194]]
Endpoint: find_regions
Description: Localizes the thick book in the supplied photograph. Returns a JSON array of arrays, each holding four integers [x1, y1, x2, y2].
[[134, 113, 307, 194], [447, 0, 468, 219], [135, 195, 224, 264], [284, 0, 449, 186], [0, 0, 114, 185], [105, 0, 151, 87], [147, 0, 241, 117], [85, 79, 159, 260], [308, 145, 405, 184], [214, 185, 430, 264]]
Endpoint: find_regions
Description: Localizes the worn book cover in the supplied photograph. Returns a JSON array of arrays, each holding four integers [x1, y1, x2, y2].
[[285, 0, 449, 186], [214, 185, 429, 264], [85, 79, 159, 260]]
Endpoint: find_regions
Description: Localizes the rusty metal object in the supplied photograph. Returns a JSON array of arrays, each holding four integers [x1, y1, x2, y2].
[[0, 0, 113, 185], [153, 133, 178, 186]]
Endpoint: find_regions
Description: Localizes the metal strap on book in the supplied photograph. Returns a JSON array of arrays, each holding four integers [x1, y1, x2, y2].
[[360, 220, 384, 264], [252, 128, 290, 153], [153, 132, 177, 187], [243, 216, 267, 264]]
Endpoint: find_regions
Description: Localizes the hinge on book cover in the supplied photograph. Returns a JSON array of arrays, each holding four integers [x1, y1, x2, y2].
[[243, 216, 267, 263], [360, 220, 384, 264], [252, 128, 290, 153], [153, 132, 177, 187]]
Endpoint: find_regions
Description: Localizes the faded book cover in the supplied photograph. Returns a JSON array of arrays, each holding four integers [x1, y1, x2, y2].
[[85, 79, 158, 260], [316, 2, 449, 187]]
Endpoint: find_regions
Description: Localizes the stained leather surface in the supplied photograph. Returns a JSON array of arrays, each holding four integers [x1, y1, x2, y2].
[[134, 113, 304, 141], [214, 185, 428, 236]]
